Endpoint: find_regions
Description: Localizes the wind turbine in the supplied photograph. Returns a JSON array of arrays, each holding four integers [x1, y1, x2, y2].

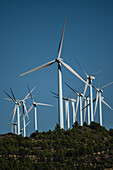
[[4, 87, 35, 136], [20, 87, 35, 137], [4, 89, 21, 135], [19, 19, 88, 129], [76, 60, 103, 123], [27, 85, 53, 131], [65, 83, 85, 126], [94, 82, 113, 126]]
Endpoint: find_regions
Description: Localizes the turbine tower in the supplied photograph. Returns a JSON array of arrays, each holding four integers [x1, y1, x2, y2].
[[27, 85, 53, 131], [19, 19, 88, 129]]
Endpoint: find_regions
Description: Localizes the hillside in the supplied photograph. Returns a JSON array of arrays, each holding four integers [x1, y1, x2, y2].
[[0, 122, 113, 169]]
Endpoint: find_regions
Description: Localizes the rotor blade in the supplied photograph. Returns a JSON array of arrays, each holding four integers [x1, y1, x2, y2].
[[19, 59, 56, 77], [9, 87, 16, 101], [101, 82, 113, 89], [3, 90, 15, 101], [67, 84, 83, 98], [50, 91, 58, 96], [91, 69, 104, 76], [23, 103, 29, 120], [101, 99, 113, 110], [92, 84, 99, 91], [9, 109, 15, 120], [57, 18, 66, 58], [53, 96, 59, 99], [94, 92, 99, 117], [12, 105, 17, 123], [27, 85, 34, 103], [60, 60, 88, 85], [82, 102, 91, 110], [35, 103, 53, 107], [75, 96, 80, 116], [82, 79, 88, 99], [76, 60, 88, 77], [4, 98, 13, 101], [24, 86, 36, 101], [65, 82, 79, 95], [25, 105, 33, 117], [25, 121, 31, 127]]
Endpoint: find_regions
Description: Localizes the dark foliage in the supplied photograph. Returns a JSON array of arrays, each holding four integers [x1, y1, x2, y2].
[[0, 121, 113, 169]]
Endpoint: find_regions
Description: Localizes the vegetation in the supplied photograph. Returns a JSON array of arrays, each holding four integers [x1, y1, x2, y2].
[[0, 122, 113, 169]]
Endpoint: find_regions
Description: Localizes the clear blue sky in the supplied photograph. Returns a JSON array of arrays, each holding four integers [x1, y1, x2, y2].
[[0, 0, 113, 135]]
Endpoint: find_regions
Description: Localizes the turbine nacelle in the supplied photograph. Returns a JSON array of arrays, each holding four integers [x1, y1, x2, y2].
[[88, 75, 95, 80], [56, 58, 63, 63]]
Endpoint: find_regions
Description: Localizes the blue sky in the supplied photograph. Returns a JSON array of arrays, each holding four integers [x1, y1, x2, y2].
[[0, 0, 113, 135]]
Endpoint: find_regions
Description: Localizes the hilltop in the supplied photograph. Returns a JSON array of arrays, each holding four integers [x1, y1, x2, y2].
[[0, 122, 113, 169]]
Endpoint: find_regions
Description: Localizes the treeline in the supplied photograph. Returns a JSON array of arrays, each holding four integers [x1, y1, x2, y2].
[[0, 122, 113, 169]]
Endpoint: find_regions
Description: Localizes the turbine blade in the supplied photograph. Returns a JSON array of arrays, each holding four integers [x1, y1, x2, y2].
[[27, 85, 34, 103], [23, 103, 29, 120], [76, 60, 88, 77], [24, 87, 36, 101], [36, 103, 53, 106], [12, 105, 17, 123], [9, 87, 16, 101], [53, 96, 59, 99], [94, 92, 99, 116], [4, 98, 13, 101], [101, 99, 113, 110], [19, 59, 56, 77], [50, 91, 58, 96], [57, 18, 66, 58], [25, 105, 33, 117], [83, 79, 88, 99], [91, 69, 104, 76], [60, 60, 88, 85], [9, 110, 15, 121], [3, 90, 15, 101], [65, 82, 79, 95], [101, 82, 113, 89], [75, 96, 80, 117], [25, 121, 31, 127]]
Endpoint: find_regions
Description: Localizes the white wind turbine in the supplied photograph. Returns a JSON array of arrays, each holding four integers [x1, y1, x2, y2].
[[65, 83, 85, 126], [19, 19, 88, 129], [27, 85, 53, 131], [20, 87, 35, 137], [94, 82, 113, 126], [51, 91, 76, 129], [4, 89, 21, 135], [4, 87, 35, 136], [76, 60, 103, 123]]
